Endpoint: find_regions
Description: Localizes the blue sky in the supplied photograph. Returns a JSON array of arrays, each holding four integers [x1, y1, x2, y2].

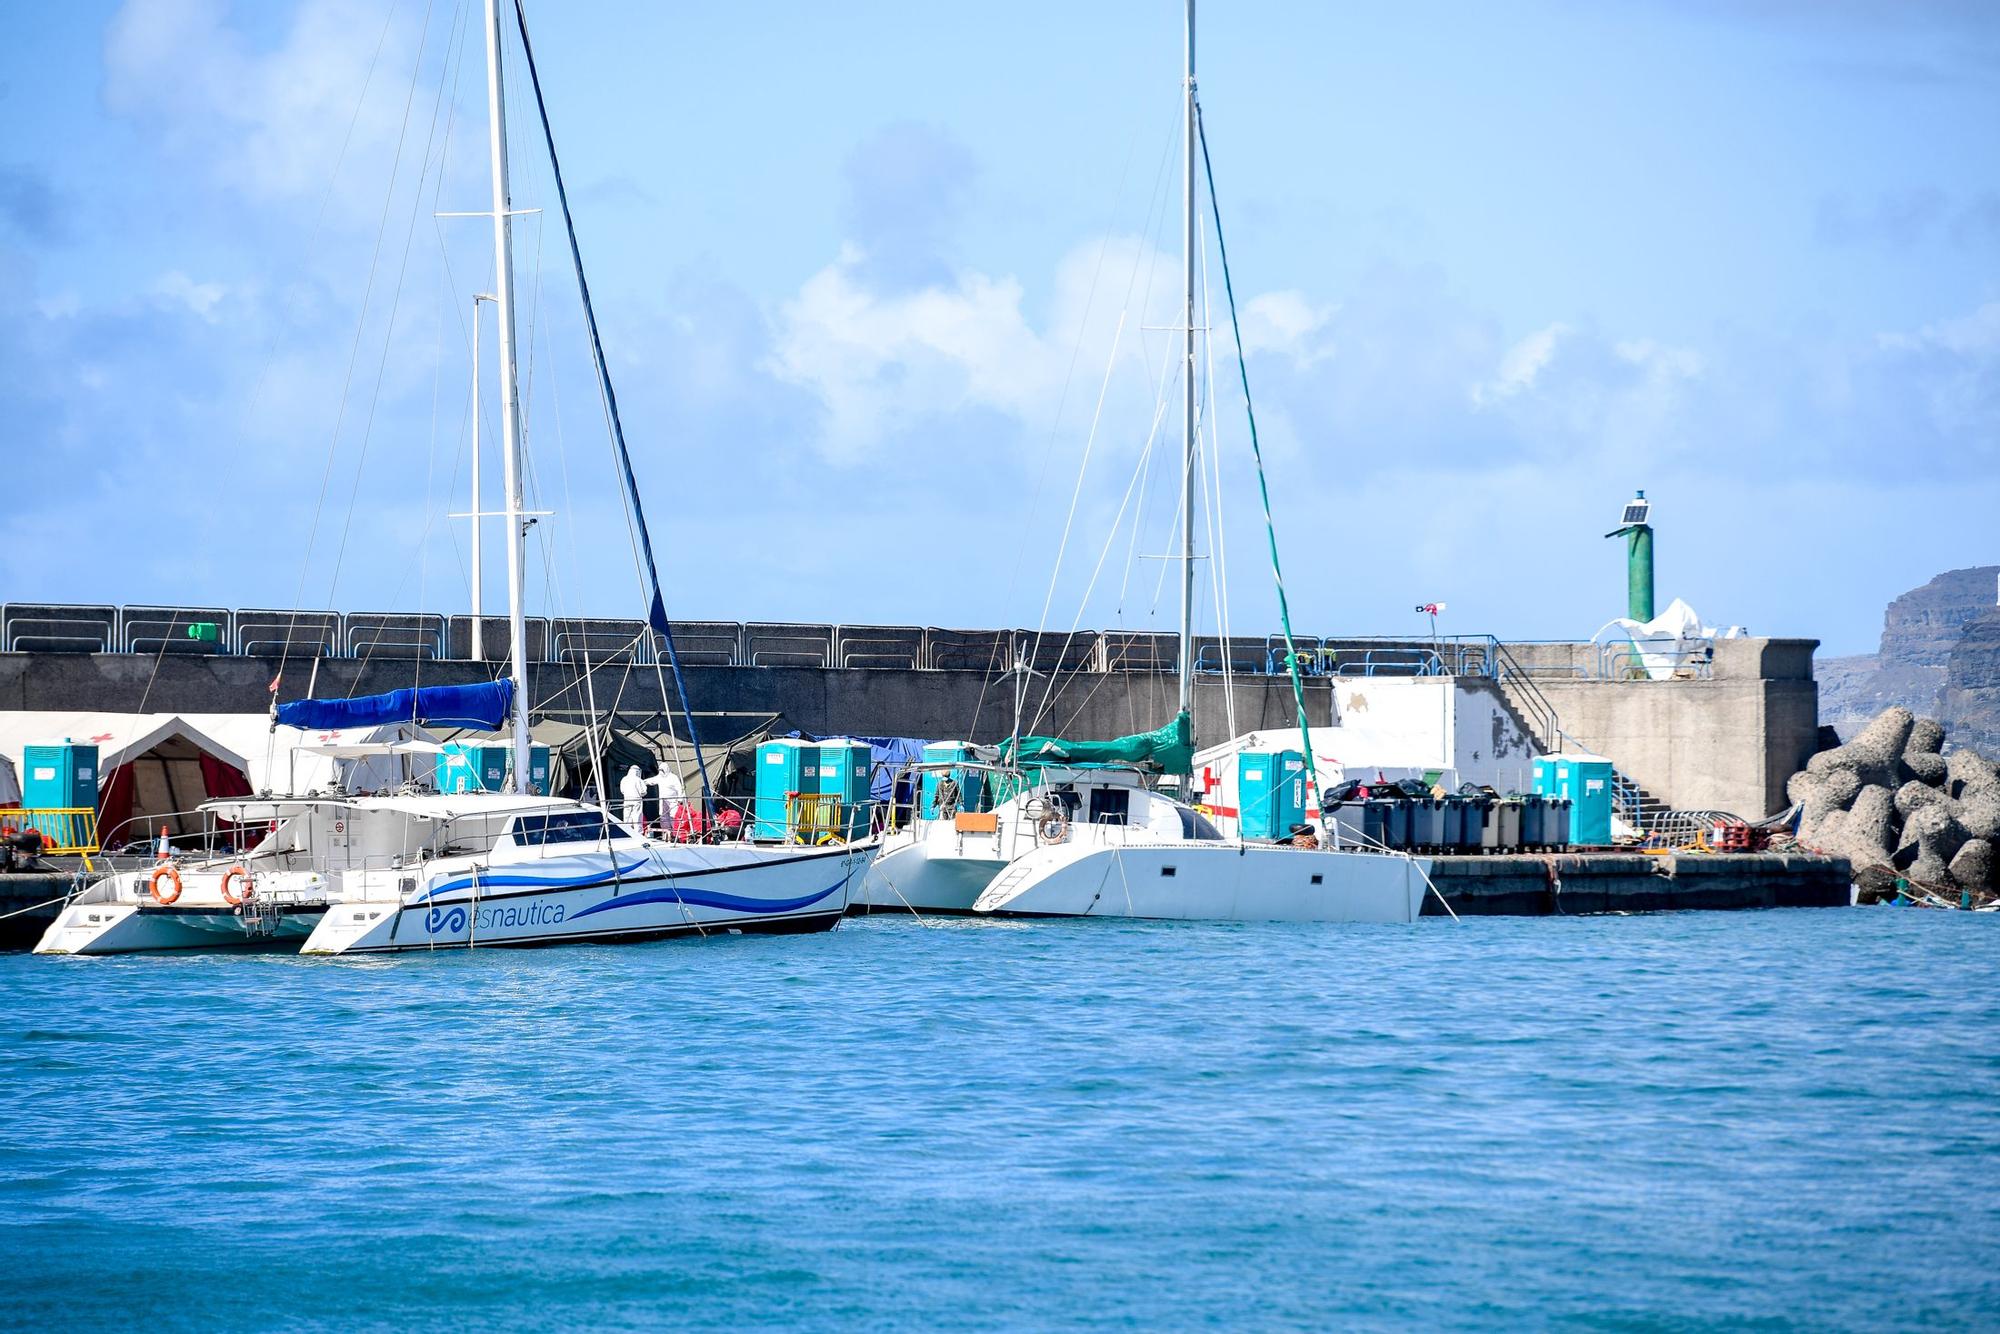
[[3, 0, 1996, 656]]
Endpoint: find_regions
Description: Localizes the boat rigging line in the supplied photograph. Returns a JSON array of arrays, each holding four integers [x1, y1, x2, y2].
[[507, 0, 713, 812]]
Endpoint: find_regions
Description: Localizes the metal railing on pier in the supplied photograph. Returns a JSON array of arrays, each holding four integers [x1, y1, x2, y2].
[[0, 601, 1704, 685]]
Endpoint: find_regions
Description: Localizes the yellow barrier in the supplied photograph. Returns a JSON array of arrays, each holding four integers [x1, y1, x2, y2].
[[7, 807, 99, 868], [785, 793, 842, 845]]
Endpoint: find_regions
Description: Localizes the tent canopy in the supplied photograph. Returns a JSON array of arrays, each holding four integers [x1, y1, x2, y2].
[[0, 711, 257, 844]]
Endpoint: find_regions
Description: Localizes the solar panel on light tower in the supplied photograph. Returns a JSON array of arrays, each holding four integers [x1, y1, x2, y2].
[[1620, 499, 1651, 526]]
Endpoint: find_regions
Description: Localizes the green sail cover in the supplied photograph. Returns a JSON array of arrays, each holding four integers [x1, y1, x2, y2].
[[996, 709, 1192, 774]]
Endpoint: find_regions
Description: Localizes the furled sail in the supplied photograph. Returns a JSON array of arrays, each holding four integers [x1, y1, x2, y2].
[[276, 681, 515, 732], [996, 709, 1193, 774]]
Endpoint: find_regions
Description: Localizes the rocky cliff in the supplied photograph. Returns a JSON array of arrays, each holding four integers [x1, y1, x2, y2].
[[1821, 567, 2000, 747]]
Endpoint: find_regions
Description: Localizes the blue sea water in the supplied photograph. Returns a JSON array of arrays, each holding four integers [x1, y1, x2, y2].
[[1, 909, 1996, 1331]]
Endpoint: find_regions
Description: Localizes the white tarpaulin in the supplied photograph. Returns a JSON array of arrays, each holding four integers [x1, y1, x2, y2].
[[1592, 598, 1746, 681], [0, 712, 438, 804]]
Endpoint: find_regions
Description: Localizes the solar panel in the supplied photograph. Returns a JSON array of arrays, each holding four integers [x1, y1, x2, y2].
[[1620, 501, 1650, 525]]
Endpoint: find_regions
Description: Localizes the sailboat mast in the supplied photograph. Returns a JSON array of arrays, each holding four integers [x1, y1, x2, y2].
[[1177, 0, 1198, 722], [483, 0, 533, 793], [469, 293, 486, 663]]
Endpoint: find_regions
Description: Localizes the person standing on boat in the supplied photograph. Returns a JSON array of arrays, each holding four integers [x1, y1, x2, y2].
[[652, 767, 688, 830], [620, 765, 647, 831]]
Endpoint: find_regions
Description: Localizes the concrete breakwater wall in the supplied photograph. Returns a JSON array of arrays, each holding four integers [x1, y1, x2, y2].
[[0, 651, 1325, 756], [0, 632, 1822, 816]]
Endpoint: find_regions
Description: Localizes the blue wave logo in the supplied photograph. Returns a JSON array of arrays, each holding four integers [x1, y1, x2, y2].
[[570, 874, 847, 921], [421, 858, 650, 901], [424, 905, 468, 935]]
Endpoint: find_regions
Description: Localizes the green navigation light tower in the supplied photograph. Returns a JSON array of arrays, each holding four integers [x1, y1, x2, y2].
[[1605, 490, 1655, 622]]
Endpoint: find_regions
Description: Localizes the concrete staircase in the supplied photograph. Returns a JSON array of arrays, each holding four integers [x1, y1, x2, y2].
[[1490, 641, 1672, 836]]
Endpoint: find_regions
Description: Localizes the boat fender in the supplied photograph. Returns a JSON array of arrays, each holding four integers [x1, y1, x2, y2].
[[220, 866, 254, 906], [149, 863, 183, 905], [1037, 810, 1069, 845]]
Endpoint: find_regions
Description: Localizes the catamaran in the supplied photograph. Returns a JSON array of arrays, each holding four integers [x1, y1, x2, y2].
[[857, 0, 1432, 925], [38, 0, 875, 954]]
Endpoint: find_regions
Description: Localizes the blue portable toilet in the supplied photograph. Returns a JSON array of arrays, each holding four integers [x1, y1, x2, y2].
[[437, 744, 550, 795], [512, 745, 552, 797], [817, 740, 873, 839], [920, 741, 984, 817], [753, 739, 819, 840], [437, 744, 508, 794], [22, 743, 98, 810], [1237, 749, 1305, 840], [1533, 753, 1615, 846]]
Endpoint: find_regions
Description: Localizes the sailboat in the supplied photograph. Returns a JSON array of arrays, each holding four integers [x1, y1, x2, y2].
[[858, 0, 1431, 924], [39, 0, 874, 955]]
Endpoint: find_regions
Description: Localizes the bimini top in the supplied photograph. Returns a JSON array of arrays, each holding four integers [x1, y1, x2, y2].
[[202, 791, 593, 822], [295, 739, 447, 759]]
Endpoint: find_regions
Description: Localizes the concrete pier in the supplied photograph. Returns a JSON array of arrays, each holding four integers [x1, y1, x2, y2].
[[1425, 852, 1852, 916], [0, 871, 80, 950]]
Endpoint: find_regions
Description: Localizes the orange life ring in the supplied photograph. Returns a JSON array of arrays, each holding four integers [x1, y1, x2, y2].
[[221, 866, 253, 906], [149, 864, 183, 905]]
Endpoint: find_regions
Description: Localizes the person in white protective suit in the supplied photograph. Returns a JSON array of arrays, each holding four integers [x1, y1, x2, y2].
[[619, 765, 647, 830], [652, 767, 688, 828]]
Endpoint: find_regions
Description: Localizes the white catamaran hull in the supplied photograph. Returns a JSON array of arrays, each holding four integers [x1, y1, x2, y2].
[[36, 901, 321, 955], [972, 844, 1432, 923], [852, 827, 1010, 914], [301, 842, 873, 954], [35, 868, 333, 956]]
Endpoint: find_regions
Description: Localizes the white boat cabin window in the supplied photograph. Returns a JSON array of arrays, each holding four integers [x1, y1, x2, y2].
[[1087, 787, 1130, 826], [508, 810, 633, 846]]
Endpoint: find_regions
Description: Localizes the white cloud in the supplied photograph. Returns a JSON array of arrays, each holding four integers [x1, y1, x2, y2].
[[1236, 291, 1337, 367], [766, 235, 1191, 463], [152, 270, 226, 322], [1472, 322, 1568, 406], [103, 0, 434, 211]]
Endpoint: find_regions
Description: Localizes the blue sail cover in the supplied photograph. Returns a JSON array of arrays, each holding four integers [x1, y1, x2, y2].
[[276, 681, 515, 732]]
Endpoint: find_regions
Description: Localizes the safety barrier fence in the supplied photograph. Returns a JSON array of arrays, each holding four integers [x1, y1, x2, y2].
[[6, 808, 100, 862], [0, 603, 1696, 682]]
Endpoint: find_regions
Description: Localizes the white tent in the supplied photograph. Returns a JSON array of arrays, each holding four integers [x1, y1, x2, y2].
[[0, 712, 256, 844], [0, 712, 440, 844]]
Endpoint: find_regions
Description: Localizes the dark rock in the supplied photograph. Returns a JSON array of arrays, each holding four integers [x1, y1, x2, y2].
[[1903, 751, 1948, 785], [1958, 787, 2000, 842], [1900, 804, 1969, 884], [1946, 749, 1999, 798], [1942, 614, 2000, 756], [1838, 785, 1897, 870], [1853, 864, 1902, 905], [1839, 707, 1916, 785], [1948, 839, 1994, 893], [1817, 567, 2000, 743], [1895, 780, 1946, 818]]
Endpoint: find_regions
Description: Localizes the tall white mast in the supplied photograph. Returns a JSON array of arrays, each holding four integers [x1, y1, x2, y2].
[[483, 0, 532, 793], [468, 292, 493, 663], [1177, 0, 1198, 723]]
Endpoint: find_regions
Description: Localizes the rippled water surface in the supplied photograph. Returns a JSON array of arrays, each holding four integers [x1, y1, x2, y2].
[[2, 909, 1997, 1330]]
